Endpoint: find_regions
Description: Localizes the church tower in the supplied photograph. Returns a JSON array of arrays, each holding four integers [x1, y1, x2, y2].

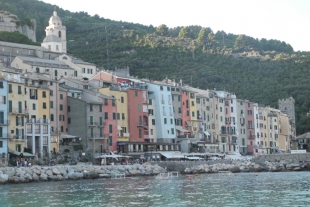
[[41, 11, 67, 53]]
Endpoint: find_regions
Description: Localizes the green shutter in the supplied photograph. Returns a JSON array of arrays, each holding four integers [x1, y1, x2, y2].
[[9, 101, 12, 112], [109, 136, 112, 146], [18, 101, 22, 113], [21, 117, 24, 126], [3, 96, 6, 104], [109, 124, 112, 133], [99, 117, 102, 125], [16, 128, 19, 137], [22, 129, 24, 139], [16, 116, 18, 126]]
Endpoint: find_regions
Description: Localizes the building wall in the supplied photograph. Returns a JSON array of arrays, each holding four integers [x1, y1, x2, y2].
[[181, 90, 191, 133], [67, 97, 87, 149], [245, 102, 255, 154], [102, 98, 117, 152], [0, 77, 8, 154], [236, 100, 246, 154], [279, 114, 290, 152]]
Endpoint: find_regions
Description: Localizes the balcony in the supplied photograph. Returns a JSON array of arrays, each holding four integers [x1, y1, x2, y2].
[[137, 121, 148, 127], [88, 121, 99, 127], [51, 130, 61, 135], [247, 125, 254, 129], [9, 108, 28, 115], [0, 120, 10, 126], [144, 135, 151, 139], [118, 132, 130, 137], [26, 119, 50, 124], [227, 140, 237, 144], [228, 130, 236, 135], [220, 130, 227, 135], [10, 135, 25, 141], [268, 113, 278, 117], [248, 135, 256, 139], [0, 133, 9, 138], [177, 135, 195, 138]]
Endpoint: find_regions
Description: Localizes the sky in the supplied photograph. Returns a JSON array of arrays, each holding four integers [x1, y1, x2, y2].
[[42, 0, 310, 51]]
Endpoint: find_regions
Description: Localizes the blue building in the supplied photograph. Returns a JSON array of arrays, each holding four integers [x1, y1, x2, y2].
[[0, 71, 9, 155], [147, 82, 176, 143]]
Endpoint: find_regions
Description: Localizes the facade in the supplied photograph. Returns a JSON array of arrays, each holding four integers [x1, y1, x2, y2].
[[245, 101, 255, 155], [0, 72, 9, 155]]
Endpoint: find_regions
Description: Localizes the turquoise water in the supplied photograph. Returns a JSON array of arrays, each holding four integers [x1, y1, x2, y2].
[[0, 172, 310, 207]]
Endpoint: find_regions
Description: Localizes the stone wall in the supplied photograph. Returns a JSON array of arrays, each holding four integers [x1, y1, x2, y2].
[[252, 153, 310, 163], [151, 160, 233, 172]]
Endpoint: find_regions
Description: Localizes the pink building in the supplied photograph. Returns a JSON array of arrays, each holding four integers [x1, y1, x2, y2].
[[246, 101, 255, 155]]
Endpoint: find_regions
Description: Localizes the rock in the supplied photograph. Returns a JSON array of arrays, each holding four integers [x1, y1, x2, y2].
[[95, 169, 106, 174], [0, 174, 9, 183], [68, 173, 83, 180], [293, 167, 302, 171], [40, 173, 48, 181], [99, 174, 111, 178], [84, 171, 99, 179], [57, 168, 67, 176], [46, 170, 53, 176], [128, 170, 138, 175], [33, 169, 41, 175], [230, 167, 241, 173], [32, 174, 39, 181], [4, 171, 15, 178], [289, 163, 300, 168], [240, 168, 250, 173], [249, 167, 262, 172], [52, 168, 61, 175]]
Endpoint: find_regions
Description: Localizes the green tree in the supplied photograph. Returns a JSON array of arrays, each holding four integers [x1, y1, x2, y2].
[[156, 24, 168, 36], [178, 27, 190, 38]]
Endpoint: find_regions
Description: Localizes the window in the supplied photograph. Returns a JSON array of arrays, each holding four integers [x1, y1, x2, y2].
[[171, 128, 174, 135], [99, 105, 102, 112], [42, 91, 46, 98], [104, 99, 108, 106], [8, 84, 12, 93], [18, 86, 22, 94], [68, 118, 71, 124], [109, 124, 113, 133], [90, 104, 93, 111], [74, 71, 77, 77], [68, 106, 70, 112], [109, 136, 112, 146], [32, 103, 36, 110], [178, 95, 181, 102], [231, 107, 233, 113], [122, 113, 125, 120], [60, 104, 63, 110], [148, 109, 154, 115], [51, 114, 54, 121], [43, 102, 47, 109], [138, 104, 141, 111], [191, 101, 194, 106], [59, 115, 65, 121], [113, 113, 116, 120], [160, 86, 163, 91], [117, 113, 120, 120], [139, 129, 142, 138], [61, 126, 64, 132], [112, 100, 116, 106], [0, 141, 2, 148], [220, 107, 222, 112], [121, 97, 124, 103], [60, 94, 63, 99], [135, 91, 138, 96], [152, 119, 156, 125], [148, 99, 152, 105], [0, 82, 3, 88], [104, 112, 108, 119], [170, 119, 173, 124], [0, 95, 6, 104], [50, 90, 53, 96], [192, 111, 195, 117], [164, 118, 167, 124]]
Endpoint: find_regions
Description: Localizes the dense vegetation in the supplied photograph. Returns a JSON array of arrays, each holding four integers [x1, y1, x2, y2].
[[1, 0, 310, 134], [0, 31, 39, 45]]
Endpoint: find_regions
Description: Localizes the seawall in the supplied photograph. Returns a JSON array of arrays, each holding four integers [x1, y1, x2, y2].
[[252, 153, 310, 163]]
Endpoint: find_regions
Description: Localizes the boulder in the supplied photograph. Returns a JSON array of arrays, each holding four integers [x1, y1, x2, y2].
[[0, 174, 9, 183], [128, 170, 138, 175], [4, 171, 15, 178], [46, 170, 53, 176], [230, 167, 241, 173], [293, 167, 302, 171], [33, 169, 41, 175], [32, 174, 39, 181], [40, 173, 48, 181], [52, 168, 61, 175], [57, 168, 67, 176], [249, 167, 262, 172], [84, 171, 99, 179], [68, 172, 83, 180]]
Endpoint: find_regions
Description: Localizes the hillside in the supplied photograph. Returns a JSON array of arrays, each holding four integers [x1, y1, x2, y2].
[[1, 0, 310, 134]]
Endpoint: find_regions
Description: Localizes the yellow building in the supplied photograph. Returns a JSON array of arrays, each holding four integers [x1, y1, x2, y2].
[[188, 91, 199, 136], [99, 86, 129, 142], [6, 74, 27, 152], [278, 114, 290, 152]]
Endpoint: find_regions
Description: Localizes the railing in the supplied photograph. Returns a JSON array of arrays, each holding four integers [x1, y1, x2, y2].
[[9, 108, 28, 114], [88, 121, 99, 126], [26, 119, 50, 124], [220, 130, 227, 134], [0, 120, 10, 125], [228, 140, 237, 144], [39, 85, 49, 89], [137, 121, 148, 127], [247, 125, 254, 129], [0, 133, 9, 138], [228, 130, 235, 135], [51, 130, 61, 135], [177, 135, 195, 138], [144, 135, 150, 139], [248, 135, 256, 139], [11, 135, 25, 140]]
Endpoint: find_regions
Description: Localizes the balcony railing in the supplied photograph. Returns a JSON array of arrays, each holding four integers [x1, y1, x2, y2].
[[0, 133, 9, 138], [26, 119, 50, 124], [248, 135, 256, 139], [88, 121, 99, 127], [228, 130, 236, 135], [11, 135, 25, 140], [220, 130, 227, 134], [9, 108, 28, 114], [137, 121, 148, 127], [118, 132, 130, 137], [0, 120, 10, 126], [247, 125, 254, 129], [50, 130, 61, 135], [144, 135, 150, 139], [177, 135, 195, 138], [228, 140, 237, 144]]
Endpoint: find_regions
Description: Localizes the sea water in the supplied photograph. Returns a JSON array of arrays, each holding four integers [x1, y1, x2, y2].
[[0, 171, 309, 207]]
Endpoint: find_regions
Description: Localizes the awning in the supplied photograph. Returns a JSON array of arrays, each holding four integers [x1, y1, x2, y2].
[[176, 125, 188, 132], [204, 131, 210, 136], [60, 134, 79, 140], [9, 150, 35, 158], [186, 121, 192, 126], [117, 125, 122, 130]]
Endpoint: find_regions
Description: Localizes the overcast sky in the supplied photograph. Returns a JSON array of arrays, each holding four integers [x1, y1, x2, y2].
[[42, 0, 310, 51]]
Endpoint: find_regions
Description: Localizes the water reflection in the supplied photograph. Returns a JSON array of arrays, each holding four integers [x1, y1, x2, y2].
[[0, 172, 309, 207]]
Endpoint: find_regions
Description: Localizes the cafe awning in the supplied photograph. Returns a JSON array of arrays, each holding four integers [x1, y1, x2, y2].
[[176, 125, 188, 132], [204, 131, 210, 136], [9, 150, 35, 158], [60, 134, 79, 140]]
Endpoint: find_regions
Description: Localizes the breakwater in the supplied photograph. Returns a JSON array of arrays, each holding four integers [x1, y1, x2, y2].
[[0, 163, 166, 184]]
